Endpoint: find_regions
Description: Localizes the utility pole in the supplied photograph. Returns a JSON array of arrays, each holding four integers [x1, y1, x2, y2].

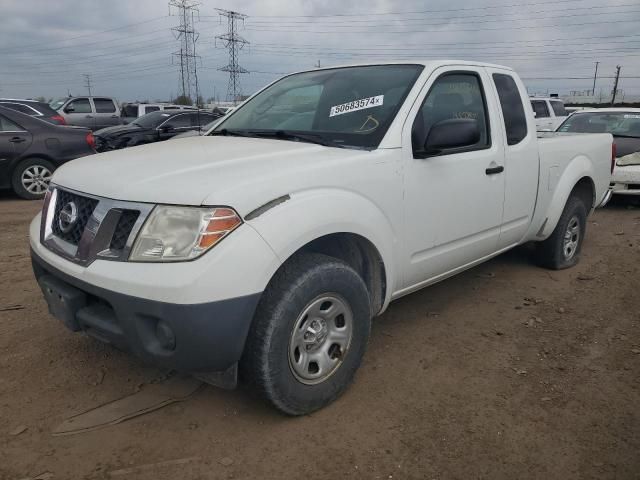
[[315, 60, 321, 69], [611, 65, 621, 105], [82, 74, 92, 96], [169, 0, 201, 104], [592, 61, 599, 96], [215, 9, 249, 105]]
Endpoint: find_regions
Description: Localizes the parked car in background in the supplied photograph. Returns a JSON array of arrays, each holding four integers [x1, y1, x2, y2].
[[0, 98, 67, 125], [557, 108, 640, 203], [565, 106, 587, 115], [530, 97, 568, 131], [171, 117, 226, 140], [50, 96, 121, 130], [30, 61, 614, 414], [94, 110, 219, 151], [0, 106, 95, 199], [120, 103, 196, 124]]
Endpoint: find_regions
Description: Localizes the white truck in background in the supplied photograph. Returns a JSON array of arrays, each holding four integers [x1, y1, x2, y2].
[[530, 96, 569, 131], [30, 61, 614, 415]]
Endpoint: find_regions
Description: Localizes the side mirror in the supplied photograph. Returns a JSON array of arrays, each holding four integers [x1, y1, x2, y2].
[[64, 106, 75, 113], [422, 118, 481, 154]]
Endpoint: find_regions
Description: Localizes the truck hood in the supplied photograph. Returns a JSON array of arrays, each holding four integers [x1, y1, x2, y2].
[[52, 136, 372, 214]]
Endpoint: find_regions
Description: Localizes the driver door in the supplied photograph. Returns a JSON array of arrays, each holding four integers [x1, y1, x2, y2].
[[63, 98, 95, 129], [401, 67, 506, 290]]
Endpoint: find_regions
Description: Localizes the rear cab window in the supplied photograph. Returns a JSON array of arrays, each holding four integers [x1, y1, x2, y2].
[[531, 100, 550, 118], [94, 98, 117, 113], [550, 101, 567, 117], [492, 73, 528, 145]]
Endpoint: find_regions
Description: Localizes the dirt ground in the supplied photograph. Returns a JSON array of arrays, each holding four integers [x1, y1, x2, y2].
[[1, 191, 639, 480]]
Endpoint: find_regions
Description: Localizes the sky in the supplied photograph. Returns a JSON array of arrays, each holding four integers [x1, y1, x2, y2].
[[1, 0, 639, 103]]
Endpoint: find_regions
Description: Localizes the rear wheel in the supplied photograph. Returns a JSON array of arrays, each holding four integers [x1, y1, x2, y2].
[[11, 158, 55, 200], [535, 195, 587, 269], [241, 253, 371, 415]]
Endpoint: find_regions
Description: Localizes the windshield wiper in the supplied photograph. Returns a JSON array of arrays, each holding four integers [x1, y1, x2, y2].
[[248, 130, 347, 148], [612, 133, 640, 139], [209, 128, 255, 138]]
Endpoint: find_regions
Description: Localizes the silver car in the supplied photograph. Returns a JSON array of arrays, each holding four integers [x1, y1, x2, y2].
[[50, 96, 121, 130]]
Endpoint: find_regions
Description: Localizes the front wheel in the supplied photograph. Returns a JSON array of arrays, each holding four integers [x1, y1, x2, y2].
[[241, 253, 371, 415], [11, 158, 55, 200], [535, 195, 587, 270]]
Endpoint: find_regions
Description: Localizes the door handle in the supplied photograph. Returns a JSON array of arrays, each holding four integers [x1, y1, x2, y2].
[[85, 115, 93, 118], [9, 137, 26, 143], [110, 115, 119, 118], [485, 165, 504, 175]]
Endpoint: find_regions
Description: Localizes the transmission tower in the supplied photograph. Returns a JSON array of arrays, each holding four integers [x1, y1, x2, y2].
[[215, 9, 249, 104], [169, 0, 201, 104], [82, 74, 93, 96]]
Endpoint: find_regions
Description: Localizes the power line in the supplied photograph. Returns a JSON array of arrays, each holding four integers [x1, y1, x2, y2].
[[239, 0, 613, 17], [0, 16, 170, 53], [244, 6, 640, 25], [242, 18, 640, 35], [215, 9, 249, 104]]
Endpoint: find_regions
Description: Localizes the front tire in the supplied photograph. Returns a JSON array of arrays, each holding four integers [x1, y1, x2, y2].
[[11, 158, 55, 200], [535, 195, 587, 270], [241, 253, 371, 415]]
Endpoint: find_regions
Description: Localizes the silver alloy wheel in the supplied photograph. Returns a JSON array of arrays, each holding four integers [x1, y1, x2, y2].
[[21, 165, 52, 195], [563, 215, 580, 260], [288, 294, 353, 385]]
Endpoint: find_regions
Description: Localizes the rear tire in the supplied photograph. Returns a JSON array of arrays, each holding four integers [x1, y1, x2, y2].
[[535, 195, 587, 270], [241, 253, 371, 415], [11, 158, 55, 200]]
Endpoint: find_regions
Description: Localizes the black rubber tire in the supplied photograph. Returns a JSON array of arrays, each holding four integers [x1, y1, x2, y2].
[[535, 195, 587, 270], [11, 158, 55, 200], [240, 253, 371, 416]]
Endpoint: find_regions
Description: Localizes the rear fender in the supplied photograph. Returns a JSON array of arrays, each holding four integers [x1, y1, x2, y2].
[[539, 155, 595, 239]]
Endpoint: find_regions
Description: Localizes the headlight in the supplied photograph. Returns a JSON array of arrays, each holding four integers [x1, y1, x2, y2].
[[129, 205, 242, 262]]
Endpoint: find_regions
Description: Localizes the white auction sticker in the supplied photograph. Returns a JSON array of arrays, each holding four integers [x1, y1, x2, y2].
[[624, 114, 640, 119], [329, 95, 384, 117]]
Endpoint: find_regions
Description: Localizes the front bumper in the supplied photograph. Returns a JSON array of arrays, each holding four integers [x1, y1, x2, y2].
[[32, 249, 261, 374]]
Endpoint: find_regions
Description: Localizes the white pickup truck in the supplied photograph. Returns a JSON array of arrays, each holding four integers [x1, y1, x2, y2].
[[30, 61, 614, 415]]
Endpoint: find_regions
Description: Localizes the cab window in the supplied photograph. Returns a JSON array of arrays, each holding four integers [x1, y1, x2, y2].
[[66, 98, 92, 114], [531, 100, 550, 118], [412, 72, 490, 155]]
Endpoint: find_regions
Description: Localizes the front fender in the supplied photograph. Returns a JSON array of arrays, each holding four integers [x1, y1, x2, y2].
[[539, 155, 595, 239], [245, 188, 398, 306]]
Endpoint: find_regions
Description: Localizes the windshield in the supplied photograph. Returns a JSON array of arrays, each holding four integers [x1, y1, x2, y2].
[[558, 112, 640, 138], [213, 64, 424, 149], [133, 111, 173, 128], [49, 98, 67, 110]]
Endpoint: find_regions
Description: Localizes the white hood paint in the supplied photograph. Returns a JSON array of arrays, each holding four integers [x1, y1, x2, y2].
[[52, 136, 380, 215]]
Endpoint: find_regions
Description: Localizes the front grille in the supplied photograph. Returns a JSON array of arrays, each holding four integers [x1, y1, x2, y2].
[[51, 190, 99, 245], [109, 210, 140, 250]]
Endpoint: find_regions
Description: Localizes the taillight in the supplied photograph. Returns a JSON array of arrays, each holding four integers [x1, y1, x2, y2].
[[86, 132, 96, 150], [52, 115, 66, 125], [611, 142, 617, 174]]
